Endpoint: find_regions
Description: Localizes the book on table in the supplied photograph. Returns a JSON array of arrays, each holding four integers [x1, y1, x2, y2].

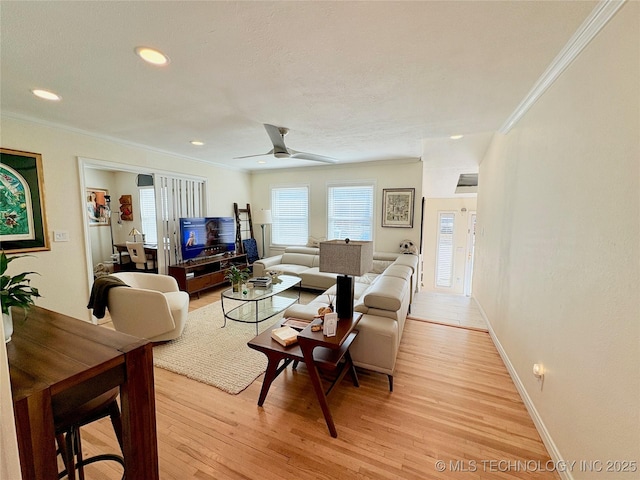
[[271, 326, 299, 347], [281, 317, 312, 331]]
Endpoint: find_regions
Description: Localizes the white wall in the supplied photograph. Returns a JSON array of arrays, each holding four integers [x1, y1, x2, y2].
[[0, 115, 252, 321], [422, 197, 476, 294], [249, 160, 423, 256], [473, 3, 639, 477]]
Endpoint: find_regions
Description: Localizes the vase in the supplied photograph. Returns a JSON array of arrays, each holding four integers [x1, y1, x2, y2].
[[232, 282, 240, 293], [3, 310, 13, 343]]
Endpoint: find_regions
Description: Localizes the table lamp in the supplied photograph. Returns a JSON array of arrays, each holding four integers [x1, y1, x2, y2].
[[319, 239, 373, 319], [129, 228, 142, 242], [253, 209, 272, 258]]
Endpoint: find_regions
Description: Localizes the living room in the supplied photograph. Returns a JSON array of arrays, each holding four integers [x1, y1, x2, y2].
[[2, 2, 638, 479]]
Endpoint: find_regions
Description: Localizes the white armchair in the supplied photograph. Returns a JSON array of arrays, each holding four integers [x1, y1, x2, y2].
[[108, 272, 189, 342]]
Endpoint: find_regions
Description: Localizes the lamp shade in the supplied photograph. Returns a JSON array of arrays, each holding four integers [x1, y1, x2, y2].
[[128, 228, 142, 237], [319, 240, 373, 277], [253, 209, 272, 225]]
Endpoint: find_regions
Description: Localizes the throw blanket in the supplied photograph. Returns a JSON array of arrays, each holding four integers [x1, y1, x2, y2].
[[87, 275, 129, 319]]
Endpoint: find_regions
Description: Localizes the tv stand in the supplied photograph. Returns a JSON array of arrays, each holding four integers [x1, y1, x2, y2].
[[169, 252, 248, 295]]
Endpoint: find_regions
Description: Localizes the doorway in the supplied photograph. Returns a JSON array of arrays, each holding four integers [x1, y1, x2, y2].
[[463, 212, 476, 296]]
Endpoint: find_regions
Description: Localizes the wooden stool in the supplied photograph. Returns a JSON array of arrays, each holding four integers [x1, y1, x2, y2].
[[54, 387, 124, 480]]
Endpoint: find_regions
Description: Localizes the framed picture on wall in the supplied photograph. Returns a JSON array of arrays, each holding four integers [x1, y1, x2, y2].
[[86, 187, 110, 226], [0, 148, 50, 253], [382, 188, 415, 228]]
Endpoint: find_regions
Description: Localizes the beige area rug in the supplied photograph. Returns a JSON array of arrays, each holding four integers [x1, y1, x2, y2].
[[153, 291, 316, 394]]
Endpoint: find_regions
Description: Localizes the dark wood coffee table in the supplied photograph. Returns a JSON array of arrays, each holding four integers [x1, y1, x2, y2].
[[247, 313, 362, 438]]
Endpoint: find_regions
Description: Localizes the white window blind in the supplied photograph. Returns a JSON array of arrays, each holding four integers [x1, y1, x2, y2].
[[139, 187, 157, 244], [327, 184, 374, 241], [436, 212, 455, 287], [271, 186, 309, 245]]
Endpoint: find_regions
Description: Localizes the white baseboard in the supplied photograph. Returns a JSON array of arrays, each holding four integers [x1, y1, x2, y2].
[[472, 297, 573, 480]]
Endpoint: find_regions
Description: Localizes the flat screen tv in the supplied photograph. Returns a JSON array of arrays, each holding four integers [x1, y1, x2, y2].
[[179, 217, 236, 261]]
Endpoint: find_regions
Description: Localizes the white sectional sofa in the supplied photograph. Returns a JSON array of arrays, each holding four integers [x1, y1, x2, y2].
[[253, 246, 419, 391]]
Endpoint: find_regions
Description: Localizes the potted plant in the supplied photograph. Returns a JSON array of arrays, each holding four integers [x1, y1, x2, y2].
[[1, 251, 41, 343], [224, 265, 250, 292]]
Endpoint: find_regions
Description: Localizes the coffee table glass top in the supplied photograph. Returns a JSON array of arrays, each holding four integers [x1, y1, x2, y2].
[[222, 274, 301, 301], [221, 274, 302, 333]]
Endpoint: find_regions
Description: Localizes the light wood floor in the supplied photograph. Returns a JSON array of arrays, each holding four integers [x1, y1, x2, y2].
[[409, 291, 488, 331], [79, 287, 556, 480]]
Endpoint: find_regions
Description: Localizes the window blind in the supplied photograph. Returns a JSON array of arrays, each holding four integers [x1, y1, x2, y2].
[[327, 184, 374, 241], [271, 186, 308, 246], [139, 187, 157, 244], [436, 212, 455, 287]]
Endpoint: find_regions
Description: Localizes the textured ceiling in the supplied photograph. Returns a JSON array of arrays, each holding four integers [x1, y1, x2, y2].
[[1, 1, 595, 180]]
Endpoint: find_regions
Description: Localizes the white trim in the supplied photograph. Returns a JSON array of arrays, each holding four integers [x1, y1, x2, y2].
[[473, 297, 573, 480], [500, 0, 626, 133], [77, 156, 208, 182]]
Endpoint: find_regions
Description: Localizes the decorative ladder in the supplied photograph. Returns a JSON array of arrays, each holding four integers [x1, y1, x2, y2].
[[233, 203, 254, 253]]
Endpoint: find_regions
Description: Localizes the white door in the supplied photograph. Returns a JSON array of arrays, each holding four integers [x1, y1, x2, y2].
[[463, 212, 476, 296]]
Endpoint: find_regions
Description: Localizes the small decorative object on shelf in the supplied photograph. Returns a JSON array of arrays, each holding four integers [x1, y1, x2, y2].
[[1, 250, 42, 343]]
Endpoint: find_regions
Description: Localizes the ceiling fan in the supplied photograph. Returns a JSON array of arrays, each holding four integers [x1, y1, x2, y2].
[[234, 124, 338, 164]]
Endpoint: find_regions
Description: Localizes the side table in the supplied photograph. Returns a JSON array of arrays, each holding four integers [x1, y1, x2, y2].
[[247, 313, 362, 438]]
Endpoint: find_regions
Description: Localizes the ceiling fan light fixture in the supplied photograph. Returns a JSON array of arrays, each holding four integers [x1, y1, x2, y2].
[[135, 46, 170, 66], [31, 89, 61, 101]]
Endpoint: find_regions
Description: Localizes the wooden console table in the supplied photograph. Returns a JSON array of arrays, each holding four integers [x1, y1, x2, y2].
[[7, 306, 159, 480], [247, 313, 362, 437]]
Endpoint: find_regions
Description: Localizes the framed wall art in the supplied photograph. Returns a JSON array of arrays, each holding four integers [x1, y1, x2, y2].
[[0, 148, 50, 253], [86, 188, 110, 226], [382, 188, 415, 228]]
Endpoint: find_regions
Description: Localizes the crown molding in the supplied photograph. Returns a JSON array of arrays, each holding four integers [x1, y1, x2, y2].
[[1, 111, 246, 172], [499, 0, 627, 134]]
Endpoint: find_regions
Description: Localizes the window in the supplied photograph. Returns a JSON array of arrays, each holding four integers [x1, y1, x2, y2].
[[271, 186, 309, 245], [327, 183, 374, 241], [436, 212, 455, 287], [139, 187, 157, 244]]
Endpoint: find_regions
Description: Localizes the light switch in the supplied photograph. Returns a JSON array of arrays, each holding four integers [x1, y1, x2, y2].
[[54, 230, 69, 242]]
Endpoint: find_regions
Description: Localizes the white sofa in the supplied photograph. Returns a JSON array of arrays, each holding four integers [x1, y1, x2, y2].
[[255, 247, 418, 391]]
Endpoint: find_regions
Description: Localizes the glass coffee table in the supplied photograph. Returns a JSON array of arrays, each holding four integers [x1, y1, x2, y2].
[[221, 274, 302, 335]]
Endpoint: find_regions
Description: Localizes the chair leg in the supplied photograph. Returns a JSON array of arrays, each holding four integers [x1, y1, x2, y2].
[[387, 374, 394, 392], [108, 401, 124, 450]]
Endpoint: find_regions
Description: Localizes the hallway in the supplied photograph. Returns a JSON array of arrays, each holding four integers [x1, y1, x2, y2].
[[408, 291, 487, 331]]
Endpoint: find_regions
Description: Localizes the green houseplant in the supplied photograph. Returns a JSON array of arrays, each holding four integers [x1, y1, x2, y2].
[[224, 265, 250, 292], [1, 251, 41, 343]]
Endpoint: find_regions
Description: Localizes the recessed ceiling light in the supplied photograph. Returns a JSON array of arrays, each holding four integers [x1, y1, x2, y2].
[[257, 160, 267, 164], [31, 89, 61, 101], [450, 134, 464, 140], [190, 140, 204, 146], [134, 46, 170, 66]]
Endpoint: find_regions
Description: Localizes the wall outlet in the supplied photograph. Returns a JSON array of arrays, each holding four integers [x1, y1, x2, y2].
[[54, 230, 69, 242]]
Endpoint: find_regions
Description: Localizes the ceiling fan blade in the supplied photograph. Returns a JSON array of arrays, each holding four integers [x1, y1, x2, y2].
[[233, 148, 274, 159], [264, 124, 288, 154], [289, 150, 339, 164]]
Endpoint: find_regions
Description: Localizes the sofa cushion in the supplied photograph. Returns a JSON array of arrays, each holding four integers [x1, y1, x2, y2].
[[269, 264, 309, 276], [381, 265, 412, 282], [371, 259, 394, 274], [392, 254, 419, 273], [324, 281, 370, 300], [280, 252, 316, 268], [361, 276, 406, 311], [355, 272, 379, 285], [299, 267, 338, 290]]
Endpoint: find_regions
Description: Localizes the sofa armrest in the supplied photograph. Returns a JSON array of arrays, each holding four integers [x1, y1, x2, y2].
[[253, 255, 283, 277]]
